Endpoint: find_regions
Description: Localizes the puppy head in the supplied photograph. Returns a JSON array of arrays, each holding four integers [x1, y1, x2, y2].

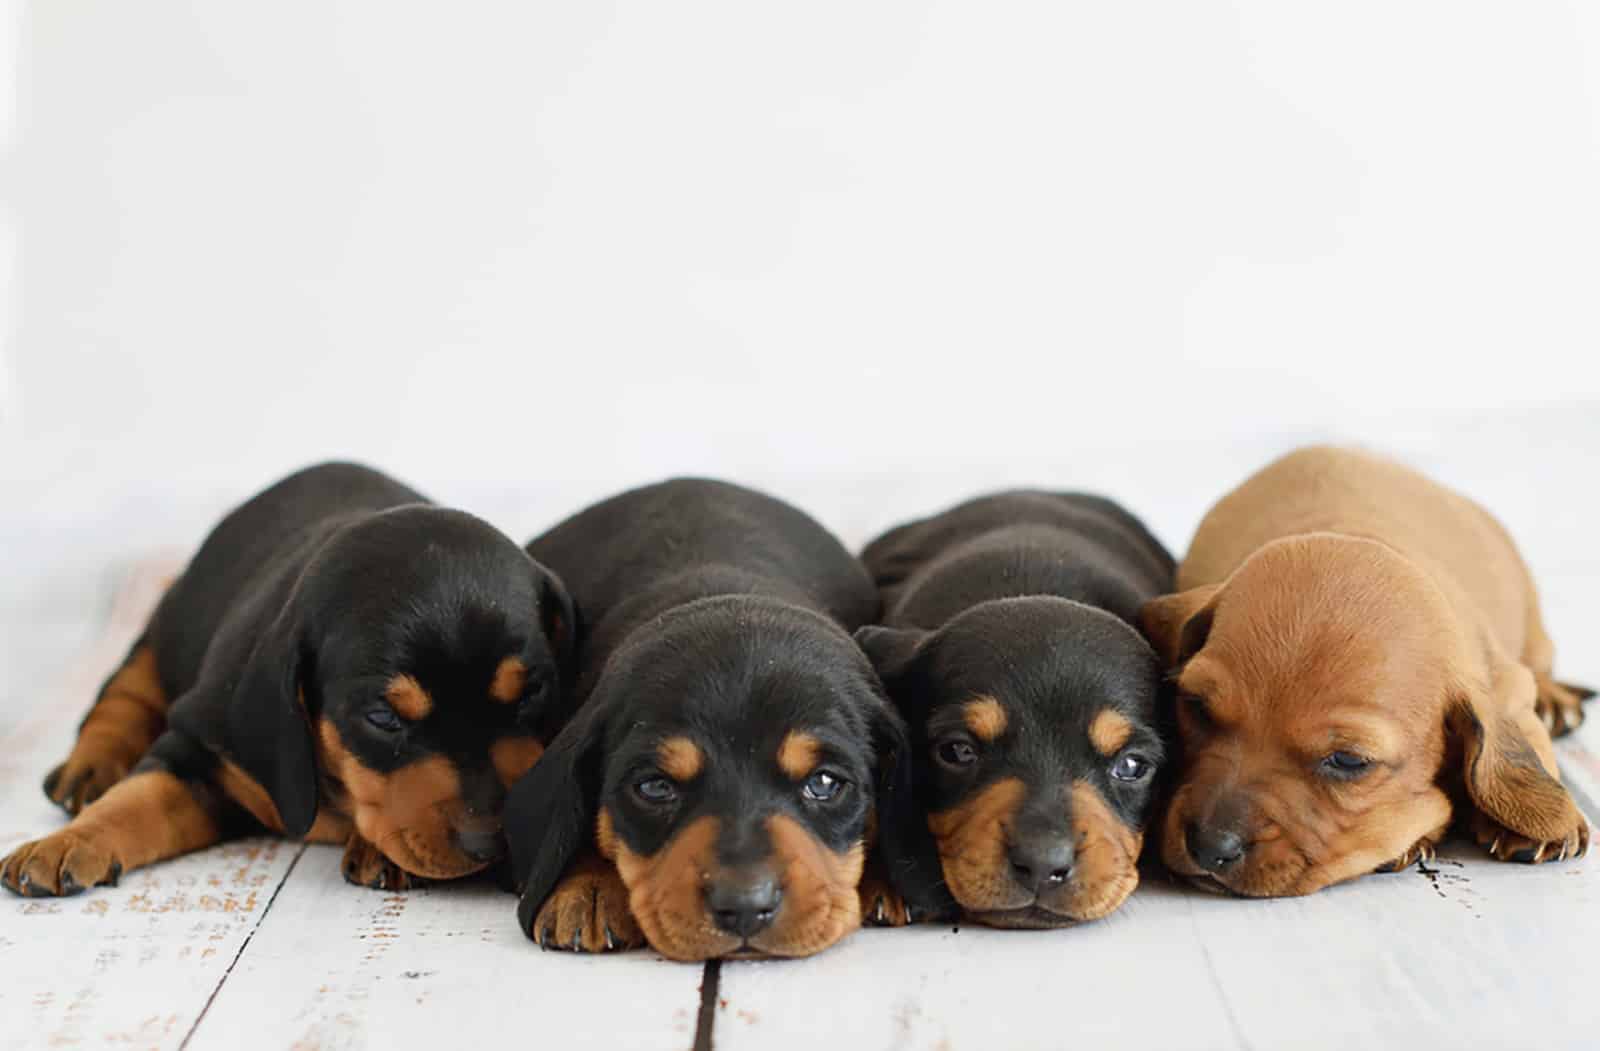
[[858, 596, 1165, 927], [1143, 533, 1575, 896], [228, 506, 575, 878], [508, 596, 920, 961]]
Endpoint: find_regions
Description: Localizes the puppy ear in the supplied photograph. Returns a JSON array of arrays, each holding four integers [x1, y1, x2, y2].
[[535, 565, 579, 677], [224, 604, 320, 838], [854, 626, 930, 692], [1450, 661, 1582, 843], [1138, 584, 1221, 667], [507, 695, 608, 937], [863, 685, 957, 922]]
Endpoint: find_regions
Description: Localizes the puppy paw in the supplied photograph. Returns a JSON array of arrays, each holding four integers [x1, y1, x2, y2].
[[1535, 679, 1588, 738], [858, 876, 913, 926], [42, 753, 131, 816], [1375, 837, 1438, 873], [1472, 810, 1589, 864], [533, 864, 644, 952], [341, 836, 423, 891], [1, 831, 123, 897]]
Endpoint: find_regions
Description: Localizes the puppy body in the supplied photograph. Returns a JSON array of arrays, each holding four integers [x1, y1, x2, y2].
[[857, 491, 1175, 926], [1145, 446, 1591, 897], [3, 463, 572, 897], [506, 478, 925, 961]]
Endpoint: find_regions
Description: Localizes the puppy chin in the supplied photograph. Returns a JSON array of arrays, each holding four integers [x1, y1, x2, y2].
[[966, 904, 1079, 929], [382, 835, 489, 880]]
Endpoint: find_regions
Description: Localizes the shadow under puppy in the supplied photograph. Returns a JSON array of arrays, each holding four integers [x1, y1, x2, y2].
[[856, 491, 1175, 927], [1143, 446, 1594, 898], [506, 478, 933, 960], [2, 462, 574, 897]]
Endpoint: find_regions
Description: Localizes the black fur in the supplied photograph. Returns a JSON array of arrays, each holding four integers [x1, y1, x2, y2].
[[856, 490, 1175, 922], [138, 463, 572, 850], [505, 478, 948, 939]]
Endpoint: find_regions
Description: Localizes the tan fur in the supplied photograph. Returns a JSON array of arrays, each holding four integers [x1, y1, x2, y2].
[[1, 771, 222, 894], [489, 657, 527, 704], [316, 719, 485, 879], [962, 697, 1009, 743], [1088, 709, 1133, 757], [597, 808, 864, 960], [218, 759, 285, 833], [926, 777, 1029, 912], [383, 675, 433, 721], [1144, 446, 1587, 895], [776, 731, 822, 780], [46, 646, 168, 813], [1063, 781, 1143, 920], [491, 736, 545, 787], [657, 737, 705, 782]]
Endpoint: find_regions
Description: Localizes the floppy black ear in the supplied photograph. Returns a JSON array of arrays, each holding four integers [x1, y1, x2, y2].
[[224, 603, 320, 838], [854, 625, 930, 694], [507, 695, 609, 938], [863, 686, 957, 922], [535, 564, 579, 680]]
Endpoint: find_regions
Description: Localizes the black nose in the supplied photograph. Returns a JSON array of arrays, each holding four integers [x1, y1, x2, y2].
[[1007, 835, 1076, 895], [454, 824, 506, 864], [1186, 822, 1247, 872], [706, 876, 782, 939]]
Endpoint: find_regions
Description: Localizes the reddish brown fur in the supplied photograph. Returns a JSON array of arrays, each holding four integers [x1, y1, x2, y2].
[[491, 736, 545, 788], [316, 718, 485, 879], [962, 697, 1009, 743], [489, 657, 527, 704], [384, 675, 433, 721], [1144, 447, 1588, 896], [658, 737, 705, 782], [1, 771, 222, 894], [47, 646, 168, 813], [1088, 709, 1133, 757], [775, 731, 821, 780]]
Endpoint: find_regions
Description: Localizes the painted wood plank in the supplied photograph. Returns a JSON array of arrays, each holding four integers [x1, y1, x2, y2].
[[0, 562, 311, 1051], [182, 847, 706, 1051]]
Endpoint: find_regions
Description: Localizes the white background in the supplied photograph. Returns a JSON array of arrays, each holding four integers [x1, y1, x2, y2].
[[3, 1, 1600, 721]]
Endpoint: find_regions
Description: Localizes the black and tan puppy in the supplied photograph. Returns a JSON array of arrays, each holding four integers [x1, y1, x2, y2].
[[505, 478, 934, 961], [1, 463, 573, 896], [855, 491, 1174, 927]]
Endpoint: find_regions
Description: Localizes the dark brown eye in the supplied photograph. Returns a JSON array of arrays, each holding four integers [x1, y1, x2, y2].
[[936, 738, 979, 769], [634, 776, 678, 804], [365, 707, 404, 733], [1111, 753, 1153, 782], [1320, 751, 1372, 778], [802, 771, 846, 802]]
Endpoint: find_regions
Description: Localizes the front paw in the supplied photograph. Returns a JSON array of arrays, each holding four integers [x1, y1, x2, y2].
[[1, 832, 123, 897], [42, 754, 130, 816], [858, 876, 913, 926], [533, 863, 643, 952], [1535, 680, 1587, 738], [1472, 810, 1590, 864], [341, 836, 423, 891], [1375, 837, 1438, 873]]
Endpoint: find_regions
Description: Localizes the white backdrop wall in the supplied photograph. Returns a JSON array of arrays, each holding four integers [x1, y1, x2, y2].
[[4, 0, 1600, 530]]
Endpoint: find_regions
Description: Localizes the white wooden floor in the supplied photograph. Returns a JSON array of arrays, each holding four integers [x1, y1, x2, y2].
[[5, 432, 1600, 1051]]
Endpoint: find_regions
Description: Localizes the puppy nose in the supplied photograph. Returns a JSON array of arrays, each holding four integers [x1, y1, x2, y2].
[[453, 822, 506, 864], [1186, 822, 1246, 872], [1007, 835, 1076, 895], [706, 876, 782, 939]]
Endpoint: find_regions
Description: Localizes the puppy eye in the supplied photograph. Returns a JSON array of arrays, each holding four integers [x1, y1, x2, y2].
[[1180, 694, 1214, 730], [802, 770, 847, 802], [935, 738, 979, 769], [1110, 753, 1153, 782], [1320, 751, 1373, 778], [365, 707, 404, 733], [633, 776, 678, 805]]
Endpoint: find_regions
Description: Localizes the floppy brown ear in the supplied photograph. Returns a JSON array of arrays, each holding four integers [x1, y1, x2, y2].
[[1138, 584, 1221, 668], [1450, 661, 1582, 843]]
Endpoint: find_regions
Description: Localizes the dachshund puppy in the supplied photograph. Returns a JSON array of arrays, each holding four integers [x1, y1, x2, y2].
[[1143, 446, 1594, 897], [856, 491, 1175, 927], [2, 463, 573, 896], [505, 478, 933, 961]]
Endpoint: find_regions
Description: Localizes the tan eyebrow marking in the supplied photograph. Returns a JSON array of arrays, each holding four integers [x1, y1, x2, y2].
[[489, 657, 527, 703], [963, 696, 1008, 743], [657, 736, 704, 781], [776, 730, 822, 780], [384, 674, 432, 720], [1089, 709, 1134, 756]]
